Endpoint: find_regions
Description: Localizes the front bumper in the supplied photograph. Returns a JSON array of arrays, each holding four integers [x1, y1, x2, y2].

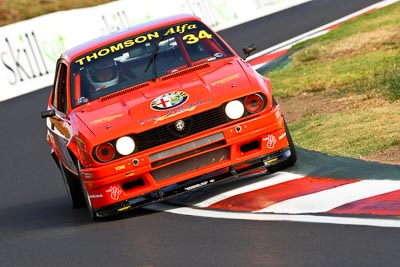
[[94, 147, 291, 217], [81, 108, 292, 213]]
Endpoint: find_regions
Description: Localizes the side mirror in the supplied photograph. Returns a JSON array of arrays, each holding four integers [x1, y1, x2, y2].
[[41, 109, 56, 118], [243, 44, 257, 59]]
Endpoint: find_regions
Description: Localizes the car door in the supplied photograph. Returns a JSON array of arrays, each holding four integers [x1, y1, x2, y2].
[[46, 61, 78, 175]]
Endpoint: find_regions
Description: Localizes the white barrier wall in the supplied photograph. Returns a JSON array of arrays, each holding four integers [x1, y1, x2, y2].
[[0, 0, 310, 102]]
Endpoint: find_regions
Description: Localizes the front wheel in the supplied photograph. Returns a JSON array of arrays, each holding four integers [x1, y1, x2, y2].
[[59, 161, 85, 209], [77, 162, 98, 220], [267, 119, 297, 173]]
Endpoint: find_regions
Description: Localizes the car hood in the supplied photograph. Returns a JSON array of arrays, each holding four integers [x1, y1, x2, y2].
[[75, 59, 257, 139]]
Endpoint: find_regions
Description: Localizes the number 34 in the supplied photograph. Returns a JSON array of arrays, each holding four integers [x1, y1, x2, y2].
[[183, 30, 212, 45]]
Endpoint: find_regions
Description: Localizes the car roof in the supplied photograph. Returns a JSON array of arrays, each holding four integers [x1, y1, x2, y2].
[[61, 13, 202, 62]]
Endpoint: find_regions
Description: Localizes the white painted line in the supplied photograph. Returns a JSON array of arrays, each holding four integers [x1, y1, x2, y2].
[[146, 203, 400, 228], [256, 180, 400, 214], [194, 171, 304, 208]]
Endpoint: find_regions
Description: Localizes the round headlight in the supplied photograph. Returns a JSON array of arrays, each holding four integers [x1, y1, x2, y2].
[[95, 143, 115, 162], [225, 100, 244, 120], [116, 136, 135, 156], [245, 94, 264, 113]]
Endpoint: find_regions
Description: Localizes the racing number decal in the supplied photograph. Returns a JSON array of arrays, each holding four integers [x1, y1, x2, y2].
[[183, 30, 213, 45]]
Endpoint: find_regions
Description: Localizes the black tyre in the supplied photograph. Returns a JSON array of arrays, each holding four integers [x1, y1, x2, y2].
[[59, 161, 86, 209], [267, 119, 297, 173], [77, 162, 98, 220]]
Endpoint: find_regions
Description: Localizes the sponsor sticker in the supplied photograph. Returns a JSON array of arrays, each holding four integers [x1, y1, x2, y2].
[[89, 194, 103, 199], [106, 186, 122, 200], [264, 134, 277, 149]]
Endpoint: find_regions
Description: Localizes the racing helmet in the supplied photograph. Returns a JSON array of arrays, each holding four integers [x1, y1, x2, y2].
[[86, 58, 119, 90]]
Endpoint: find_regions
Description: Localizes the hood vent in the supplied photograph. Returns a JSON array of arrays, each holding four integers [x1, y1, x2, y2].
[[100, 82, 150, 102], [162, 63, 210, 81]]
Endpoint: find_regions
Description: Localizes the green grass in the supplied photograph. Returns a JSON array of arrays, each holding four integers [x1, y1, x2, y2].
[[0, 0, 115, 26], [268, 36, 400, 99], [290, 106, 400, 157], [264, 2, 400, 159]]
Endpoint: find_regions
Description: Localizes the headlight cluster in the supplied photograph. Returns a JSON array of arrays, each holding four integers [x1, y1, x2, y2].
[[225, 93, 266, 120], [94, 136, 135, 163]]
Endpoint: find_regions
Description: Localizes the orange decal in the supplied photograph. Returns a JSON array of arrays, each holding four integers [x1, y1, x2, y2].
[[211, 73, 241, 86], [154, 106, 196, 124], [90, 114, 124, 125]]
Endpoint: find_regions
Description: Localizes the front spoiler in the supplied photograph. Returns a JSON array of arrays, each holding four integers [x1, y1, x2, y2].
[[95, 146, 292, 218]]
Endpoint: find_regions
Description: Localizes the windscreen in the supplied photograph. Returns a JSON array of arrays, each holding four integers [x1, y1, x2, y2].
[[70, 20, 234, 107]]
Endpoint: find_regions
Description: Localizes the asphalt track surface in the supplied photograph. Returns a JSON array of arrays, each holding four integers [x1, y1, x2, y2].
[[1, 1, 400, 266]]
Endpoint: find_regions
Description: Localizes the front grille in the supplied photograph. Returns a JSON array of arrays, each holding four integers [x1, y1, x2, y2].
[[133, 106, 229, 151], [150, 147, 230, 181]]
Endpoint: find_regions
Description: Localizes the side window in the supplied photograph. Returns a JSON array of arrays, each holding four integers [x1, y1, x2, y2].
[[52, 63, 68, 114]]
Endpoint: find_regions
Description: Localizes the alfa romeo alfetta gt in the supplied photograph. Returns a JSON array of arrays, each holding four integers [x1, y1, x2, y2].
[[41, 14, 296, 219]]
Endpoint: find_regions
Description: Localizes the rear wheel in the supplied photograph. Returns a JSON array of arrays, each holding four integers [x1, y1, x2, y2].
[[59, 161, 85, 209], [267, 118, 297, 173]]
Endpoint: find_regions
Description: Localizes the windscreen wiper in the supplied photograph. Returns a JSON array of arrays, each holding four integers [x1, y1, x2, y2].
[[144, 34, 167, 81]]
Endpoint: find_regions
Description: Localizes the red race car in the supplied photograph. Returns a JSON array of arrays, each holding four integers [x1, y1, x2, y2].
[[41, 14, 296, 219]]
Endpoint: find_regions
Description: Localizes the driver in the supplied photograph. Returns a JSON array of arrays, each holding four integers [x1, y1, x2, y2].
[[86, 58, 119, 91]]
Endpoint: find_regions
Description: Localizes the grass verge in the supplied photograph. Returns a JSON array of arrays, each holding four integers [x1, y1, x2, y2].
[[0, 0, 115, 26], [262, 2, 400, 160]]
